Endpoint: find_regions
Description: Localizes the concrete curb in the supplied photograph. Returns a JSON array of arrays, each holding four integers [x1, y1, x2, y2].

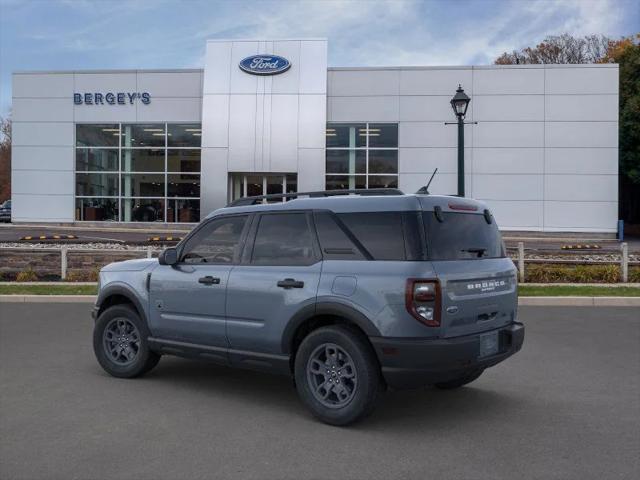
[[1, 295, 640, 306]]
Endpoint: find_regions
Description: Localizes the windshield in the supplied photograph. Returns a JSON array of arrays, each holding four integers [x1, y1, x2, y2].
[[423, 211, 505, 260]]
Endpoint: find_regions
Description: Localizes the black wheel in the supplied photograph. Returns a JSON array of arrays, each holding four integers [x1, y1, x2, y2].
[[93, 304, 160, 378], [294, 325, 382, 426], [434, 369, 484, 389]]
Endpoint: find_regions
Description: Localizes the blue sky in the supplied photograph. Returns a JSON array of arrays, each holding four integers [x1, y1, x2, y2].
[[0, 0, 638, 116]]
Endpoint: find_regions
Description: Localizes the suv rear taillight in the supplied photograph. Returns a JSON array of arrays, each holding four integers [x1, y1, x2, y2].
[[405, 279, 441, 327]]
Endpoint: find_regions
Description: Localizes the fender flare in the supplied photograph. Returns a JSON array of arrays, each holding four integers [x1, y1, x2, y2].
[[281, 301, 381, 354], [96, 283, 148, 325]]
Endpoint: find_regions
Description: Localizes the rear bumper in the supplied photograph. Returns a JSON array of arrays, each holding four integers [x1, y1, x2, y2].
[[370, 322, 524, 389]]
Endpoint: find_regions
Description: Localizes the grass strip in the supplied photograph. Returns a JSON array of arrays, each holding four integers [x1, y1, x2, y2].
[[519, 285, 640, 297], [0, 284, 98, 295]]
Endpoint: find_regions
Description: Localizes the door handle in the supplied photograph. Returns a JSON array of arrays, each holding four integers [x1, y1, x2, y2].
[[198, 276, 220, 285], [277, 278, 304, 289]]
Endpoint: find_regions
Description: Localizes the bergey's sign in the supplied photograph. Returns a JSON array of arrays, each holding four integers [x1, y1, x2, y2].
[[74, 92, 151, 105], [239, 55, 291, 75]]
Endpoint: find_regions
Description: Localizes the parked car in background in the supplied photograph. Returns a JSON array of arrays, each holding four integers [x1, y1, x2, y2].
[[0, 200, 11, 222], [91, 189, 524, 425]]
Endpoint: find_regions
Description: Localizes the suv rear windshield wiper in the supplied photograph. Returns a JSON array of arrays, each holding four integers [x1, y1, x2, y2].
[[461, 248, 487, 258]]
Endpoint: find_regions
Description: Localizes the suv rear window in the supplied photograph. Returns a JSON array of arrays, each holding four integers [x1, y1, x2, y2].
[[423, 212, 504, 260], [337, 212, 407, 261]]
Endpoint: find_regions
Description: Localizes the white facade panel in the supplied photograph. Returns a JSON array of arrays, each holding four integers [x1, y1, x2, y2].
[[200, 148, 228, 217], [12, 122, 74, 147], [74, 73, 137, 92], [73, 103, 136, 122], [473, 174, 543, 201], [203, 42, 232, 94], [13, 73, 74, 98], [473, 148, 544, 174], [399, 69, 472, 96], [298, 95, 327, 149], [299, 41, 328, 94], [297, 148, 326, 192], [227, 94, 257, 171], [11, 194, 74, 222], [271, 41, 301, 94], [545, 66, 618, 95], [229, 41, 260, 94], [473, 67, 544, 95], [473, 95, 544, 122], [269, 94, 299, 172], [399, 96, 469, 122], [137, 72, 203, 98], [545, 147, 618, 175], [545, 94, 618, 122], [13, 98, 73, 122], [329, 96, 399, 122], [483, 200, 544, 230], [544, 201, 617, 231], [545, 122, 618, 148], [475, 122, 544, 148], [544, 174, 617, 202], [136, 97, 201, 122], [13, 170, 73, 195], [399, 122, 472, 148], [399, 147, 470, 174], [12, 146, 74, 171], [329, 70, 399, 96], [201, 95, 229, 148]]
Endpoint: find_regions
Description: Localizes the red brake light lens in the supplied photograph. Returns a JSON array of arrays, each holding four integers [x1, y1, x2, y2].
[[405, 279, 441, 327]]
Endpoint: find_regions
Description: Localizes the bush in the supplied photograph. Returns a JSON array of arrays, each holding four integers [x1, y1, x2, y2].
[[629, 266, 640, 283], [66, 267, 100, 282], [15, 268, 38, 282], [525, 264, 621, 283]]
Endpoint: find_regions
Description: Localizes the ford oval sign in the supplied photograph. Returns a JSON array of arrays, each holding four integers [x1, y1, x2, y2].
[[239, 55, 291, 75]]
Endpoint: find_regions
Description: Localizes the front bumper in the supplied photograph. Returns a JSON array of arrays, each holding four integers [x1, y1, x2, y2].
[[370, 322, 524, 389]]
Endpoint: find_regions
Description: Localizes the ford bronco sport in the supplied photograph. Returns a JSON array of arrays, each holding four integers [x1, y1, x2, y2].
[[92, 189, 524, 425]]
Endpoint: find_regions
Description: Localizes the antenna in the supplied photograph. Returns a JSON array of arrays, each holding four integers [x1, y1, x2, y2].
[[416, 168, 438, 194]]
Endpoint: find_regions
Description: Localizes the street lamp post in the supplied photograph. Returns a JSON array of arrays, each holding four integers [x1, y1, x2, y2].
[[448, 85, 472, 197]]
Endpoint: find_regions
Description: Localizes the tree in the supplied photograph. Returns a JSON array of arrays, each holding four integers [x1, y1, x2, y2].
[[495, 34, 611, 65], [0, 116, 10, 202], [495, 33, 640, 226]]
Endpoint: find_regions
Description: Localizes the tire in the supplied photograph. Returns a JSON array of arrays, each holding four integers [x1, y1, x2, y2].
[[294, 325, 382, 426], [93, 304, 160, 378], [434, 369, 484, 390]]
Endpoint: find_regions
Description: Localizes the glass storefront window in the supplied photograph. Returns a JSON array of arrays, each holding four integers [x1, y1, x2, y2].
[[326, 150, 366, 174], [121, 198, 165, 222], [75, 123, 202, 222], [167, 149, 200, 172], [326, 123, 399, 190], [121, 124, 165, 147], [76, 124, 120, 147], [75, 198, 119, 221], [121, 174, 165, 197], [167, 174, 200, 198], [326, 123, 366, 148], [76, 173, 118, 197], [167, 199, 200, 223], [75, 148, 118, 172], [121, 149, 165, 172], [168, 124, 202, 147]]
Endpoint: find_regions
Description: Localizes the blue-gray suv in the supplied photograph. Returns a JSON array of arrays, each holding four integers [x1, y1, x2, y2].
[[92, 189, 524, 425]]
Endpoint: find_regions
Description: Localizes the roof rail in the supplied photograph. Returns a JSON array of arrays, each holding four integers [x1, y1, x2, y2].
[[226, 188, 404, 207]]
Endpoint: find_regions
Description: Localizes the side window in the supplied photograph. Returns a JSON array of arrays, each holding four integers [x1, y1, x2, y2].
[[180, 215, 248, 264], [251, 213, 317, 266], [338, 212, 406, 260], [313, 211, 366, 260]]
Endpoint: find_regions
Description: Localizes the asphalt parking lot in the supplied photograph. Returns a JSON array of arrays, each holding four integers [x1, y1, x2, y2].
[[1, 304, 638, 480]]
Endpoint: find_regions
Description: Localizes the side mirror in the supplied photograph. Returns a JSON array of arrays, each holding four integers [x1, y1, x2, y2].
[[159, 247, 178, 266]]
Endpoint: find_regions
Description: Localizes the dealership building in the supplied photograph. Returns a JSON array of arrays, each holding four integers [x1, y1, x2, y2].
[[11, 39, 619, 231]]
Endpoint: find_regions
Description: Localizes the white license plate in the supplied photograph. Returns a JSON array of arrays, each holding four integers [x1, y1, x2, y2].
[[479, 332, 499, 358]]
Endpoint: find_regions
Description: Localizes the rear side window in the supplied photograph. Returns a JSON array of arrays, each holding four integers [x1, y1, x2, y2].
[[424, 212, 504, 260], [313, 212, 365, 260], [251, 213, 317, 266], [337, 212, 406, 260]]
